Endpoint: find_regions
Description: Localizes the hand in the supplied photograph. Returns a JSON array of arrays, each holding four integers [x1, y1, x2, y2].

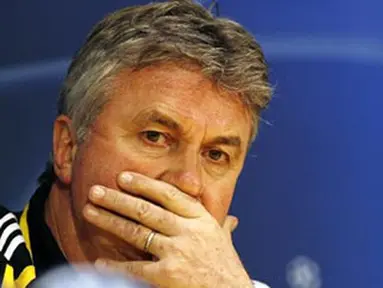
[[84, 172, 253, 288]]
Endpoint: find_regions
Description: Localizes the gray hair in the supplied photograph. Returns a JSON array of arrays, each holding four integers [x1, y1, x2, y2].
[[39, 0, 272, 185]]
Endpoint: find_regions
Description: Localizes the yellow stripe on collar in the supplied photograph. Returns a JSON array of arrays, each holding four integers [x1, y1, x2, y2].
[[19, 204, 32, 259]]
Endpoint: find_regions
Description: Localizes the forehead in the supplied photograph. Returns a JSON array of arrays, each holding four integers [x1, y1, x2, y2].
[[109, 62, 252, 141]]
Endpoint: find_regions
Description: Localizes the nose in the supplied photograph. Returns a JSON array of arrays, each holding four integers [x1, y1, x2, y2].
[[158, 152, 203, 199]]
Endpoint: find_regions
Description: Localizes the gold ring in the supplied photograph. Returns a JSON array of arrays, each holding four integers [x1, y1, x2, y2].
[[143, 231, 156, 253]]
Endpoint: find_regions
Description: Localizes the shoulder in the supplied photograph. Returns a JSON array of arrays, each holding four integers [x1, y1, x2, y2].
[[0, 204, 34, 283], [0, 205, 24, 263], [0, 204, 24, 257]]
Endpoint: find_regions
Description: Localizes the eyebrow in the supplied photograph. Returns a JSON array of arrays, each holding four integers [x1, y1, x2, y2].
[[208, 136, 242, 148], [133, 109, 181, 131]]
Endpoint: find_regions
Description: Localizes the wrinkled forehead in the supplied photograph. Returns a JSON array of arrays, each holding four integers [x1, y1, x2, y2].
[[109, 62, 253, 140]]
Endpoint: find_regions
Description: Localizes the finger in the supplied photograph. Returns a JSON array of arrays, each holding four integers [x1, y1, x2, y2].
[[89, 185, 182, 236], [223, 215, 238, 234], [117, 172, 206, 218], [83, 204, 169, 257], [95, 259, 160, 287]]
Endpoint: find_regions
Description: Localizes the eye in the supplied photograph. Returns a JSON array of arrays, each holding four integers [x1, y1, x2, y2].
[[206, 149, 229, 163], [141, 131, 168, 146]]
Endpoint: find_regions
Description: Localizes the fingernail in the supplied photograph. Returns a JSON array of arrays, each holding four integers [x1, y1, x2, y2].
[[91, 186, 105, 199], [120, 172, 133, 183]]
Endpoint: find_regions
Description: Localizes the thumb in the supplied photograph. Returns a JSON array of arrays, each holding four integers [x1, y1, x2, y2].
[[223, 215, 239, 233]]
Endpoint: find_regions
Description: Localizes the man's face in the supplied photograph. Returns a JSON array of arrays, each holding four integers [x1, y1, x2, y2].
[[69, 62, 253, 261]]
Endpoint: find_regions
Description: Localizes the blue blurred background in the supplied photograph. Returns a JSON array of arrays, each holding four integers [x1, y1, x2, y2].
[[0, 1, 382, 287]]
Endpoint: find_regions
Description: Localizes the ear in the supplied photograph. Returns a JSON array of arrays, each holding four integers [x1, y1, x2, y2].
[[52, 115, 78, 185]]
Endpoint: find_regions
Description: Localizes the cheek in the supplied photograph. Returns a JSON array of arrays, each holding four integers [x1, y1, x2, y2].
[[201, 183, 236, 224], [70, 134, 162, 215]]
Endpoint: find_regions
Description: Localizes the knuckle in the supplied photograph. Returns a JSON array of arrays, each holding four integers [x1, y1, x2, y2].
[[118, 220, 144, 244], [109, 216, 125, 236], [183, 220, 199, 234], [164, 186, 178, 202], [101, 211, 147, 247], [154, 214, 166, 228], [162, 260, 180, 279], [156, 239, 167, 255], [113, 216, 129, 232], [114, 217, 128, 235], [128, 222, 143, 240], [157, 211, 175, 227], [167, 239, 181, 254], [108, 190, 121, 206], [136, 201, 151, 220]]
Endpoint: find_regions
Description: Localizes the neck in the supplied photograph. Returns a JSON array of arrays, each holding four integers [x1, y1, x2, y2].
[[44, 183, 89, 264]]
